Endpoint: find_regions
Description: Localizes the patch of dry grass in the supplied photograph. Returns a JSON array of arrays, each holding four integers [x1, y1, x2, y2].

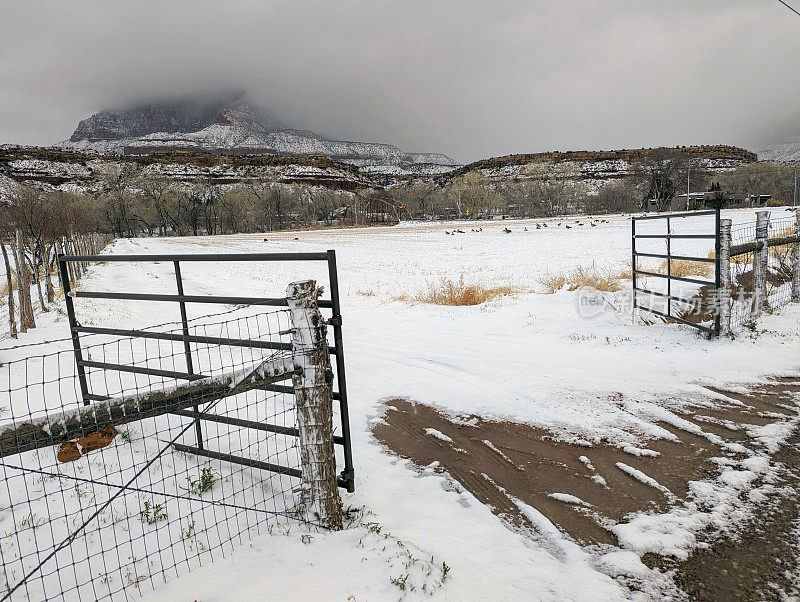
[[767, 225, 796, 264], [396, 277, 521, 306], [538, 266, 623, 294], [612, 261, 633, 281], [0, 278, 14, 307], [658, 258, 713, 278]]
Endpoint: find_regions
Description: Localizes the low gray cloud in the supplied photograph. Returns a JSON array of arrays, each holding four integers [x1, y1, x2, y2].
[[1, 0, 798, 162]]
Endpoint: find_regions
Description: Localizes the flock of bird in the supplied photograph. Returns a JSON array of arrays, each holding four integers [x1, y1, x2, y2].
[[444, 218, 610, 235]]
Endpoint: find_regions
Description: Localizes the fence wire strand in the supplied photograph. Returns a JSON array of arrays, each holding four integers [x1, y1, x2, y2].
[[729, 214, 797, 330], [0, 309, 325, 601]]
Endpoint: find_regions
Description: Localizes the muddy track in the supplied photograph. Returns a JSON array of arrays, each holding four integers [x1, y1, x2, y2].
[[373, 376, 800, 599], [651, 425, 800, 601]]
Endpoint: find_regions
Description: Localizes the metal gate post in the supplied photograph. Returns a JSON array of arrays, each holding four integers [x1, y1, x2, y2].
[[666, 216, 671, 318], [792, 208, 800, 302], [173, 260, 203, 450], [326, 250, 355, 493], [631, 217, 637, 321], [718, 218, 731, 336], [58, 253, 91, 405], [714, 207, 721, 335]]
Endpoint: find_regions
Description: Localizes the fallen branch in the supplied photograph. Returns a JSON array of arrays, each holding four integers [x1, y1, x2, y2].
[[0, 353, 296, 459]]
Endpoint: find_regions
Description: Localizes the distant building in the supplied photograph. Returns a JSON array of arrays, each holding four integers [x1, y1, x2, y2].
[[646, 192, 771, 212]]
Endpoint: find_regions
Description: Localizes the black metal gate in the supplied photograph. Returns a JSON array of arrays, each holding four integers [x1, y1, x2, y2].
[[632, 209, 721, 335], [57, 251, 354, 492]]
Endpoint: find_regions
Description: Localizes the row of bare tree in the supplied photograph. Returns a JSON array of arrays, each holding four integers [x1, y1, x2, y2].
[[1, 186, 112, 339], [88, 165, 355, 238]]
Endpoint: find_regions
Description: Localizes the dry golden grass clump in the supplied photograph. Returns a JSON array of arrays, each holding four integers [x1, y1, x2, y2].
[[612, 261, 633, 281], [657, 258, 713, 278], [767, 225, 796, 264], [539, 266, 623, 294], [396, 276, 520, 306]]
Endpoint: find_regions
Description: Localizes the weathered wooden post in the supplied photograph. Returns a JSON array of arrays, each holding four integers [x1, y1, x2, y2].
[[718, 218, 732, 336], [752, 211, 769, 319], [792, 208, 800, 303], [286, 280, 343, 530]]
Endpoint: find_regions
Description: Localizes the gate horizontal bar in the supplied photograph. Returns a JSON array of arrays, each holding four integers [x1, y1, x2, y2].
[[633, 210, 718, 221], [635, 304, 717, 334], [634, 252, 716, 263], [634, 269, 715, 286], [73, 325, 337, 355], [60, 252, 330, 262], [172, 443, 302, 478], [633, 286, 716, 308], [78, 360, 208, 381], [69, 290, 333, 309], [633, 234, 716, 239], [171, 409, 345, 445]]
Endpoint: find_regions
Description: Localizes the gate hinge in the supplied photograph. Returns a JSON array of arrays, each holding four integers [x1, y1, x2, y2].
[[327, 316, 342, 326], [338, 468, 355, 492]]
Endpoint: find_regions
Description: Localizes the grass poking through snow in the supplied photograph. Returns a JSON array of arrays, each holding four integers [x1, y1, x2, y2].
[[538, 266, 623, 294], [657, 258, 713, 278], [395, 276, 521, 306]]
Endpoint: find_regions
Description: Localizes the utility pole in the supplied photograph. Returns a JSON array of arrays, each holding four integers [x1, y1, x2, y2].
[[686, 156, 691, 210], [794, 163, 798, 207]]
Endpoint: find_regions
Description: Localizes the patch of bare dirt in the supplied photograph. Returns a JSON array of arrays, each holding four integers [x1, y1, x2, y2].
[[652, 424, 800, 601], [373, 376, 800, 598], [373, 398, 724, 545]]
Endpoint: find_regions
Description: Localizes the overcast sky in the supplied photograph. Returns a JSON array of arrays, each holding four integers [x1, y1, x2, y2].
[[1, 0, 798, 162]]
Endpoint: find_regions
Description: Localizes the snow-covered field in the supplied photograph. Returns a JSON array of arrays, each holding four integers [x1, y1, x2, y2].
[[1, 208, 799, 600]]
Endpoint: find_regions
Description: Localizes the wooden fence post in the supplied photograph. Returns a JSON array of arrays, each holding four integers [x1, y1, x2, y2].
[[793, 208, 800, 303], [286, 280, 343, 530], [752, 211, 769, 319], [718, 218, 732, 336]]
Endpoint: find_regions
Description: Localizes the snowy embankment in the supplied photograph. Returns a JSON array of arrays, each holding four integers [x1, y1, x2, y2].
[[0, 208, 798, 600]]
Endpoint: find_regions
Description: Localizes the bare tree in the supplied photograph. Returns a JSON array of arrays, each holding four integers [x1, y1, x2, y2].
[[11, 229, 35, 332], [0, 201, 17, 338], [138, 176, 175, 236], [0, 239, 16, 339]]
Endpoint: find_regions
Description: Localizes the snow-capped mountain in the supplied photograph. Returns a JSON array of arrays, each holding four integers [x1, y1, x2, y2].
[[758, 137, 800, 163], [58, 93, 460, 173], [756, 112, 800, 163]]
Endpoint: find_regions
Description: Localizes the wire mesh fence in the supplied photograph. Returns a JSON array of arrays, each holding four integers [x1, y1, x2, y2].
[[729, 219, 757, 330], [766, 215, 798, 308], [729, 213, 798, 330], [0, 309, 319, 601]]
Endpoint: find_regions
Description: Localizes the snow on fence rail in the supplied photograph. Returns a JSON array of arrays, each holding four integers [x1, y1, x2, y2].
[[0, 282, 346, 601], [724, 209, 800, 333]]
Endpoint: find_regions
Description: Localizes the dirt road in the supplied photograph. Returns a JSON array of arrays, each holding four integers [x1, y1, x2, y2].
[[373, 377, 800, 600]]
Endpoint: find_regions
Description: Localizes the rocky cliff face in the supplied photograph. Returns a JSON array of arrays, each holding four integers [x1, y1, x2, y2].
[[449, 145, 757, 191], [0, 145, 373, 198], [753, 112, 800, 163], [758, 138, 800, 163], [58, 94, 460, 174]]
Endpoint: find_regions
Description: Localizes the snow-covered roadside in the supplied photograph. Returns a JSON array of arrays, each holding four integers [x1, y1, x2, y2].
[[1, 209, 798, 600]]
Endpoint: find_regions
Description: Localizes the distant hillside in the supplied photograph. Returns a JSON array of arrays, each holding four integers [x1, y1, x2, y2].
[[755, 112, 800, 163], [456, 145, 757, 175], [0, 145, 373, 194]]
